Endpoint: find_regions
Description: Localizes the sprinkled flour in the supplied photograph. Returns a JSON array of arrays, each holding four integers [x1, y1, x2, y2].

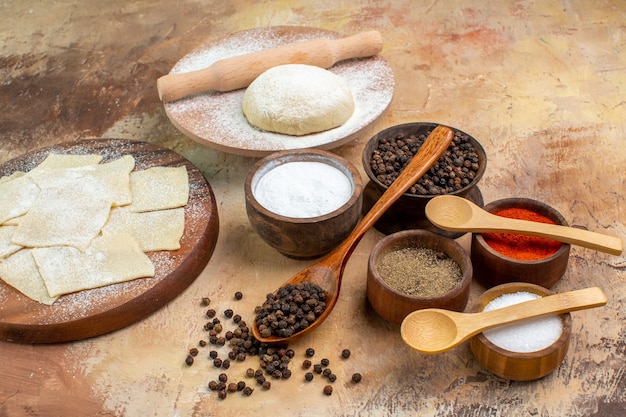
[[253, 161, 353, 218], [164, 27, 395, 155]]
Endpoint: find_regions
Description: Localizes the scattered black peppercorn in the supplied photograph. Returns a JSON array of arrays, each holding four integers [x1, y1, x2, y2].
[[237, 381, 246, 391], [227, 383, 237, 393], [262, 380, 271, 390], [224, 309, 234, 319], [201, 297, 211, 306], [305, 372, 314, 382], [323, 385, 333, 396], [313, 364, 323, 374], [185, 355, 194, 366], [217, 390, 227, 400], [234, 291, 243, 300], [233, 314, 242, 324], [198, 340, 207, 347], [242, 386, 254, 396], [189, 348, 199, 357], [222, 359, 231, 369], [328, 373, 337, 383], [208, 380, 218, 391], [322, 368, 332, 378], [305, 348, 315, 357], [351, 373, 362, 383], [302, 359, 312, 369], [246, 368, 255, 378], [205, 308, 216, 318], [218, 373, 228, 382], [320, 358, 330, 367], [341, 349, 351, 359], [213, 358, 223, 368], [209, 350, 218, 359]]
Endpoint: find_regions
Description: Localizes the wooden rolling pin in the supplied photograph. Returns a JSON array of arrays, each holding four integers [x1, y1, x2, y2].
[[157, 30, 383, 102]]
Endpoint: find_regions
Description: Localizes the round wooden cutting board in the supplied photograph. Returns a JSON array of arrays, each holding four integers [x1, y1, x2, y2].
[[163, 26, 395, 156], [0, 139, 219, 344]]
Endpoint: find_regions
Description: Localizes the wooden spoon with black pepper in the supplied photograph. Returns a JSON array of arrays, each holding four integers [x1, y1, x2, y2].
[[251, 125, 455, 344]]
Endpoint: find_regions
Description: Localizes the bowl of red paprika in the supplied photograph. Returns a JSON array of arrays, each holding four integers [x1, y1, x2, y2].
[[471, 198, 570, 288]]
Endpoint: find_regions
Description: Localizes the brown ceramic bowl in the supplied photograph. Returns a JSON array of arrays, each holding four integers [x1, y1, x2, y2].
[[471, 198, 571, 288], [361, 122, 487, 236], [469, 282, 572, 381], [367, 229, 473, 324], [245, 148, 363, 259]]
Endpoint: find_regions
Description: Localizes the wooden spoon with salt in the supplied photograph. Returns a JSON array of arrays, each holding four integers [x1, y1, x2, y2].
[[251, 125, 455, 344], [400, 286, 607, 354]]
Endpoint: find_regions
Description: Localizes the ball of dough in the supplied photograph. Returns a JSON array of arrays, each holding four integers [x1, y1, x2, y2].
[[242, 64, 355, 136]]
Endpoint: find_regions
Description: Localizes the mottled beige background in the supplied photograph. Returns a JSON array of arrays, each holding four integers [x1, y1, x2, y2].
[[1, 1, 625, 416]]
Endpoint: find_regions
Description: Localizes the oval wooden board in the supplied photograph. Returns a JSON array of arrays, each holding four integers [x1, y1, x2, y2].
[[163, 26, 395, 156], [0, 139, 219, 344]]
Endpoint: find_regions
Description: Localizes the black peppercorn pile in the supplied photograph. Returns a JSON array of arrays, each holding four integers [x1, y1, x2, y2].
[[369, 128, 481, 195], [254, 281, 327, 339], [185, 291, 362, 400]]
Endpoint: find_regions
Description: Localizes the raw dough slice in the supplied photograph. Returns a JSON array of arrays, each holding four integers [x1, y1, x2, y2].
[[32, 153, 104, 170], [33, 233, 155, 298], [102, 206, 185, 251], [0, 249, 58, 305], [28, 155, 135, 207], [11, 186, 112, 251], [129, 165, 189, 212], [0, 171, 25, 184], [242, 64, 355, 136], [2, 215, 23, 226], [0, 174, 40, 224], [0, 226, 21, 259]]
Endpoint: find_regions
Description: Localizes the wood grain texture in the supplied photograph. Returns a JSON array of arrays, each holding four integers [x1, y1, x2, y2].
[[0, 139, 219, 343]]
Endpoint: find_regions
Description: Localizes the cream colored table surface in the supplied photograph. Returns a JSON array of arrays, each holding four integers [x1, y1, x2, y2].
[[1, 1, 625, 416]]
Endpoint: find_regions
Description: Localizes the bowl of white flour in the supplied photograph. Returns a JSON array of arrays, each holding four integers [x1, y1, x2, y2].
[[245, 149, 363, 259]]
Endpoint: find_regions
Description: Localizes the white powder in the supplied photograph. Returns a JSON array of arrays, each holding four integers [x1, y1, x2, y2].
[[482, 291, 564, 353], [163, 27, 394, 156], [253, 161, 353, 218]]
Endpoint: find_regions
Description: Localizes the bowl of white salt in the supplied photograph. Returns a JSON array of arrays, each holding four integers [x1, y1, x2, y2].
[[245, 148, 363, 259], [469, 282, 572, 381]]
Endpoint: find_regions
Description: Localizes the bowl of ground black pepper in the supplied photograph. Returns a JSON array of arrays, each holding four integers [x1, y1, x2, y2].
[[361, 122, 487, 236], [245, 148, 363, 259], [367, 229, 473, 324], [471, 198, 570, 288]]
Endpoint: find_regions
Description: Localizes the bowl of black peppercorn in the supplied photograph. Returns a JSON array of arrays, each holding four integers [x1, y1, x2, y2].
[[361, 122, 487, 236]]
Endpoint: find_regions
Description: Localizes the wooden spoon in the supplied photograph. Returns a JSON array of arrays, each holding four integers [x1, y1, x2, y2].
[[425, 195, 623, 256], [401, 286, 607, 354], [251, 125, 455, 344], [157, 30, 383, 102]]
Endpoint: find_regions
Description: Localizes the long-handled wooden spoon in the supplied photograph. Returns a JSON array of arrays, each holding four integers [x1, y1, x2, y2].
[[400, 286, 607, 354], [157, 30, 383, 102], [251, 125, 455, 344], [425, 195, 623, 256]]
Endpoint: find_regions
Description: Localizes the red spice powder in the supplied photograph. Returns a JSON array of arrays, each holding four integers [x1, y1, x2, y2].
[[481, 207, 563, 260]]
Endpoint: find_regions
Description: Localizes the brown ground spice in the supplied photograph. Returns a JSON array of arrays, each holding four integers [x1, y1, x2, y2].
[[377, 247, 462, 297]]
